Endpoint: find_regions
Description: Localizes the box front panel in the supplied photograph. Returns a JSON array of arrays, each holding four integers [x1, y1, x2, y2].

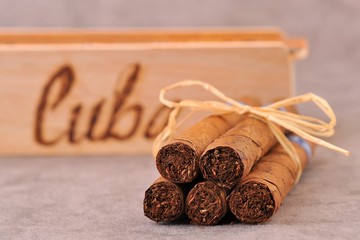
[[0, 44, 291, 155]]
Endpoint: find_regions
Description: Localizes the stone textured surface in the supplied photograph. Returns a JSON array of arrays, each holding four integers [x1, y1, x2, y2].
[[0, 1, 359, 239]]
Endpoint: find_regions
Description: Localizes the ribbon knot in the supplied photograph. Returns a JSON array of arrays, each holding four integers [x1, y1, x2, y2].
[[153, 80, 349, 181], [240, 105, 252, 114]]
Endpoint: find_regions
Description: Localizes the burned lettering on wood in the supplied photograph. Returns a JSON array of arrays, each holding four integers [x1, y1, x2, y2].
[[35, 65, 75, 145], [102, 64, 143, 140], [144, 105, 171, 139], [34, 63, 170, 147]]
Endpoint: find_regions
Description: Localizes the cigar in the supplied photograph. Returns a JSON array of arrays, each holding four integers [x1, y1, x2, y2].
[[228, 135, 314, 223], [199, 105, 296, 189], [155, 97, 260, 183], [185, 181, 228, 225], [143, 177, 187, 222]]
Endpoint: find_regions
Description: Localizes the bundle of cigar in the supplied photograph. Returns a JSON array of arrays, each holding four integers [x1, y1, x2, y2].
[[143, 97, 315, 225]]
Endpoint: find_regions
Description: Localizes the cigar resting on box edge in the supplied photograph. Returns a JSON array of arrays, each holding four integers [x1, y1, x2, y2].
[[228, 134, 315, 224], [199, 104, 296, 189], [155, 97, 260, 183]]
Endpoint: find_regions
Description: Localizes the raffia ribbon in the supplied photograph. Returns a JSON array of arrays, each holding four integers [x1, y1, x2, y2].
[[153, 80, 350, 181]]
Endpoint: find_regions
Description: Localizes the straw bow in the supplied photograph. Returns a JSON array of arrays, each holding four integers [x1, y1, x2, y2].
[[153, 80, 349, 181]]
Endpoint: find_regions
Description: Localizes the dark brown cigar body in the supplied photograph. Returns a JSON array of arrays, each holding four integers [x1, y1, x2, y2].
[[156, 97, 260, 183], [228, 136, 313, 223]]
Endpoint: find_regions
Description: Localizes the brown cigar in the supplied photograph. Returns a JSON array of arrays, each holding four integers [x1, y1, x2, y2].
[[185, 181, 228, 225], [228, 135, 314, 223], [199, 104, 296, 189], [144, 177, 188, 222], [155, 97, 260, 183]]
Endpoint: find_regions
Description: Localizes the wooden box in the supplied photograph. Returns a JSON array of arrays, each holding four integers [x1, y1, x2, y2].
[[0, 28, 307, 155]]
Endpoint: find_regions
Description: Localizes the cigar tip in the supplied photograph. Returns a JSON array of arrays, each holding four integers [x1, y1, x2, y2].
[[156, 142, 198, 183], [229, 181, 275, 224], [185, 181, 227, 225], [200, 146, 244, 189], [144, 180, 184, 222]]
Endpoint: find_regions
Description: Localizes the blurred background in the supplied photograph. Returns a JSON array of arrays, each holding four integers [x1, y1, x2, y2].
[[1, 0, 358, 147], [1, 1, 359, 239]]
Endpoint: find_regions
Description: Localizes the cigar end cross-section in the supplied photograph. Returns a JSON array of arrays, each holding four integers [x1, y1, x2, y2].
[[200, 146, 245, 189], [228, 181, 275, 224], [185, 181, 228, 225], [156, 142, 198, 183], [144, 177, 185, 222]]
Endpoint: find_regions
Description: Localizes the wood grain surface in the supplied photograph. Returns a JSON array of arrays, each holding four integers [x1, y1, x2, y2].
[[0, 29, 306, 155]]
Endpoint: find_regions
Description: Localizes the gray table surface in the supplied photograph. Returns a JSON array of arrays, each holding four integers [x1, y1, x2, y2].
[[1, 143, 359, 240], [1, 1, 360, 239]]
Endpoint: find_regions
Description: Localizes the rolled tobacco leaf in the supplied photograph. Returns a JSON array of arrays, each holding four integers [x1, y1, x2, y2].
[[228, 135, 314, 224], [155, 97, 260, 183], [144, 177, 188, 222], [185, 181, 228, 225], [199, 105, 296, 189]]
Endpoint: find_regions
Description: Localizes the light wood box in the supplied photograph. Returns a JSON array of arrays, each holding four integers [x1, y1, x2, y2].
[[0, 28, 307, 155]]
